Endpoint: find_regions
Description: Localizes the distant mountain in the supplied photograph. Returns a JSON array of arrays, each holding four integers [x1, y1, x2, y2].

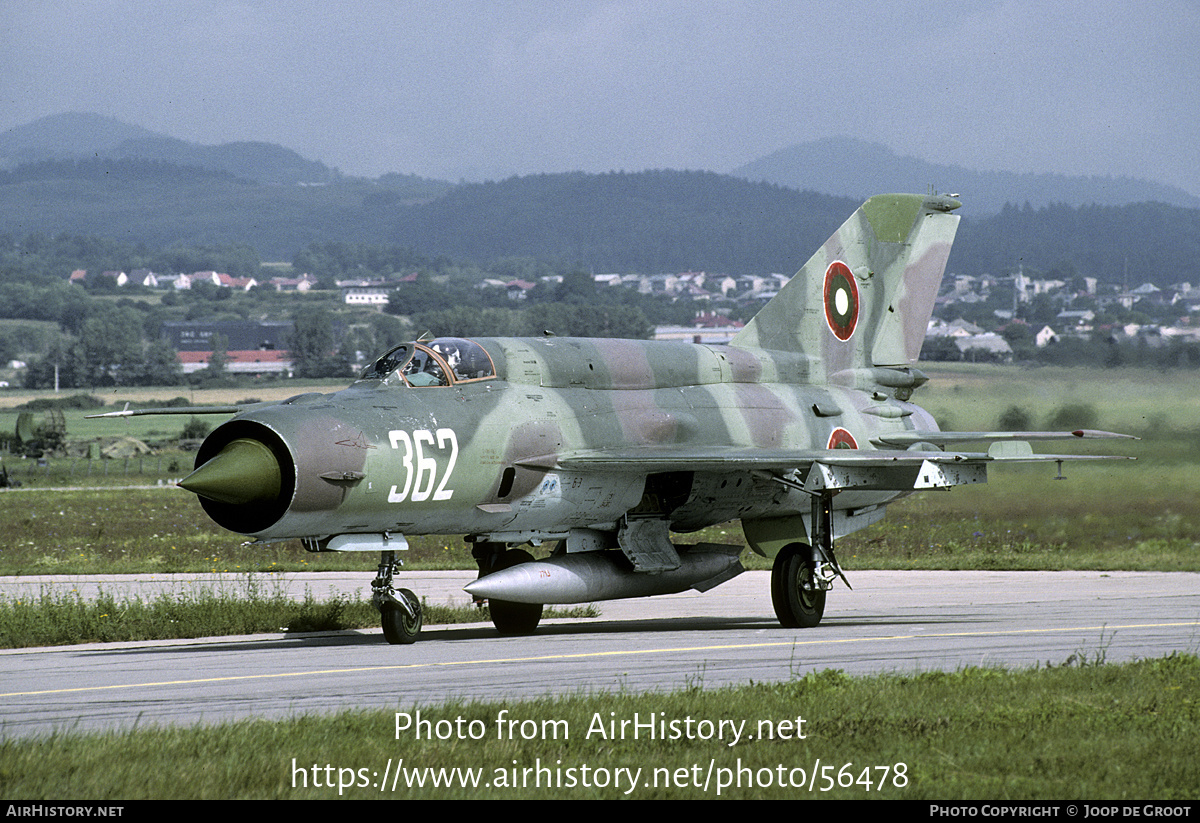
[[390, 170, 859, 273], [2, 116, 1197, 286], [730, 137, 1200, 214], [0, 112, 336, 185], [105, 136, 336, 185], [0, 112, 163, 166]]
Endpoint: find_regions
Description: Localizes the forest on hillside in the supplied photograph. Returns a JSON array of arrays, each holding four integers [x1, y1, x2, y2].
[[2, 161, 1198, 287]]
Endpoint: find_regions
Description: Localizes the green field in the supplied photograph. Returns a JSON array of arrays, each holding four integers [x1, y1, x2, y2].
[[0, 379, 347, 439], [0, 460, 1193, 577], [918, 363, 1200, 435], [3, 655, 1196, 799]]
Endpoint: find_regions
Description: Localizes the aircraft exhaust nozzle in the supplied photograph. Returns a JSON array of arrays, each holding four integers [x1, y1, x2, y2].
[[463, 544, 744, 605], [179, 437, 283, 506]]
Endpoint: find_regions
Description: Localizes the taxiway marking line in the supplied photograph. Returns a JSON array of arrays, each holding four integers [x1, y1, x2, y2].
[[3, 620, 1196, 699]]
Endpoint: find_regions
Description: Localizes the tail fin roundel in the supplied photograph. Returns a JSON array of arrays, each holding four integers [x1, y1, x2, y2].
[[731, 194, 960, 374]]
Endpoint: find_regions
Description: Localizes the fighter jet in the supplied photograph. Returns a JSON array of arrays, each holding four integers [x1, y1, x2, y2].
[[94, 194, 1132, 643]]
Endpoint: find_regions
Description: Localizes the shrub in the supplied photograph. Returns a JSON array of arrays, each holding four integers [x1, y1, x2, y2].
[[17, 393, 104, 411], [997, 405, 1032, 431], [1046, 403, 1099, 430], [180, 417, 211, 440]]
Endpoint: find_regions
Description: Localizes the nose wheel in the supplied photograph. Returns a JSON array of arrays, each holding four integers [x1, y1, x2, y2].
[[373, 550, 423, 644]]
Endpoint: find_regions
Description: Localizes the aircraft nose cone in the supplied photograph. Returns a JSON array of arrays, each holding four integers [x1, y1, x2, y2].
[[179, 437, 282, 505]]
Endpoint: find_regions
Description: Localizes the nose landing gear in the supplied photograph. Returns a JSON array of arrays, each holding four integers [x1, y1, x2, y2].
[[373, 550, 423, 644]]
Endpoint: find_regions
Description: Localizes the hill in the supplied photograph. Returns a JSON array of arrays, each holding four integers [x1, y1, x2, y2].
[[0, 158, 400, 256], [0, 112, 337, 185], [0, 114, 453, 257], [0, 112, 162, 167], [2, 162, 1199, 286], [730, 136, 1200, 214], [106, 137, 336, 185], [1, 115, 1198, 286], [390, 170, 859, 273]]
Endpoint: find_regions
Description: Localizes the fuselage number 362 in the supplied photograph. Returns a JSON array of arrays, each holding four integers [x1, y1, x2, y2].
[[387, 428, 459, 503]]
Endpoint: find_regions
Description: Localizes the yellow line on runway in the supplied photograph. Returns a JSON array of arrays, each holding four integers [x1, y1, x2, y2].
[[4, 620, 1197, 698]]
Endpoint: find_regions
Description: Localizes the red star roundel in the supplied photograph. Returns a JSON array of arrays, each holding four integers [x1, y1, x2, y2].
[[828, 427, 858, 450], [823, 261, 859, 341]]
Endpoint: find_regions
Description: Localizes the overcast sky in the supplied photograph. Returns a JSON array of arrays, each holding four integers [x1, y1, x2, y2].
[[2, 1, 1197, 194]]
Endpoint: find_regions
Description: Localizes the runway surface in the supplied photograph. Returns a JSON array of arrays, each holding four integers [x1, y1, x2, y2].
[[2, 570, 1198, 739]]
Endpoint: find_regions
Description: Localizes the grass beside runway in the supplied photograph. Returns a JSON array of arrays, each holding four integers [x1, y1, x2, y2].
[[0, 452, 1192, 577], [0, 585, 596, 648], [2, 653, 1196, 799]]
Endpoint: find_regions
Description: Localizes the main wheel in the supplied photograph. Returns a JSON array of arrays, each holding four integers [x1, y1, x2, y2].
[[771, 544, 826, 628], [486, 549, 543, 636], [381, 588, 422, 644]]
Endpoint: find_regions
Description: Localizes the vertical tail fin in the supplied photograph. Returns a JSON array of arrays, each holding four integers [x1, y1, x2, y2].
[[731, 194, 960, 377]]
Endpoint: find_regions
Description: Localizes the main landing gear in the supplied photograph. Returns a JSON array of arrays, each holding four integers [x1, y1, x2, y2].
[[771, 545, 827, 628], [373, 550, 423, 644], [472, 542, 544, 636], [769, 491, 849, 629]]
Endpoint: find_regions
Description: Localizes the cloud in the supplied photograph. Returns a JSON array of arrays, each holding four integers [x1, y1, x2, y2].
[[1, 0, 1197, 194]]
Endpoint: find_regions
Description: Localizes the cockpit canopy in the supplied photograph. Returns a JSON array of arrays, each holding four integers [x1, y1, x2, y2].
[[360, 337, 496, 387]]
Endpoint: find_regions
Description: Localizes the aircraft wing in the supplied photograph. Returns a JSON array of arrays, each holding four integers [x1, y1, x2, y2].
[[545, 435, 1133, 493], [871, 429, 1137, 447]]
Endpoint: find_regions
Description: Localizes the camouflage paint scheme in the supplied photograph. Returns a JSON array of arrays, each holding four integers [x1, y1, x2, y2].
[[193, 195, 959, 547], [144, 194, 1129, 641]]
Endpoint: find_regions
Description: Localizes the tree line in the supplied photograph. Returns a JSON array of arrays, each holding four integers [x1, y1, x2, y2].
[[6, 161, 1198, 287]]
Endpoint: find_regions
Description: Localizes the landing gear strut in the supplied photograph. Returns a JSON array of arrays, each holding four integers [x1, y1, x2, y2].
[[373, 550, 422, 644], [472, 541, 543, 636], [769, 491, 848, 629]]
